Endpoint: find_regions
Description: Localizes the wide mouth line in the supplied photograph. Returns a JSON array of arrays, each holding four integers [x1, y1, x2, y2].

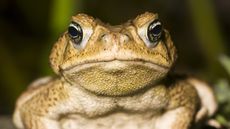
[[61, 59, 170, 71]]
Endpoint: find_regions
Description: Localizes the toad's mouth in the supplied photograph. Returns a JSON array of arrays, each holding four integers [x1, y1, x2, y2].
[[61, 59, 170, 73]]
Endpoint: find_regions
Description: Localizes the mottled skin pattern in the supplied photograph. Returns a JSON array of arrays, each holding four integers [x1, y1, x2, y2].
[[13, 12, 217, 129]]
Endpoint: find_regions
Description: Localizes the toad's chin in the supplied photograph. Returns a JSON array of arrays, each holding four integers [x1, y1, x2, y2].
[[61, 60, 169, 96]]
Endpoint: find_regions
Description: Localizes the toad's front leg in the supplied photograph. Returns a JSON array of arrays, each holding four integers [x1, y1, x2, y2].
[[13, 78, 85, 129], [20, 113, 60, 129], [155, 107, 196, 129], [155, 79, 200, 129]]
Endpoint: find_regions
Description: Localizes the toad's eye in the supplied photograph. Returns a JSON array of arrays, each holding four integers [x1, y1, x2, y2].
[[68, 22, 83, 45], [147, 19, 162, 44]]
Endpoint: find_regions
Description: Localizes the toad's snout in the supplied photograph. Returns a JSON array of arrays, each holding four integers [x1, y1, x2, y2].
[[101, 32, 131, 45]]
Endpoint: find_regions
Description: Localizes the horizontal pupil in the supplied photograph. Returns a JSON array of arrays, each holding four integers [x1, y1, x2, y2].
[[150, 25, 162, 35], [68, 26, 81, 37]]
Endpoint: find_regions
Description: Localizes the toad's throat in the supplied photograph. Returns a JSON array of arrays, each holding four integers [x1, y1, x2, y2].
[[61, 60, 170, 96]]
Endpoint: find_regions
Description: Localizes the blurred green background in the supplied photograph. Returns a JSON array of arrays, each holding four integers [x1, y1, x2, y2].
[[0, 0, 230, 127]]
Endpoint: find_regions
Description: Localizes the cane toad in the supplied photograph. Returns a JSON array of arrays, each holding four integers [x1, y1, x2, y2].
[[13, 12, 217, 129]]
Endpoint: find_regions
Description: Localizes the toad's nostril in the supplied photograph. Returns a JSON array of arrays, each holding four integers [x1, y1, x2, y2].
[[120, 34, 130, 43], [101, 33, 111, 43]]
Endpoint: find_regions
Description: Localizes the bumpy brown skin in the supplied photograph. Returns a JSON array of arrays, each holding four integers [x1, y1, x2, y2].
[[13, 12, 216, 129]]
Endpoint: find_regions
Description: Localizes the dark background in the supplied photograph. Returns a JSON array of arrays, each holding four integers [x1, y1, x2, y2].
[[0, 0, 230, 126]]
